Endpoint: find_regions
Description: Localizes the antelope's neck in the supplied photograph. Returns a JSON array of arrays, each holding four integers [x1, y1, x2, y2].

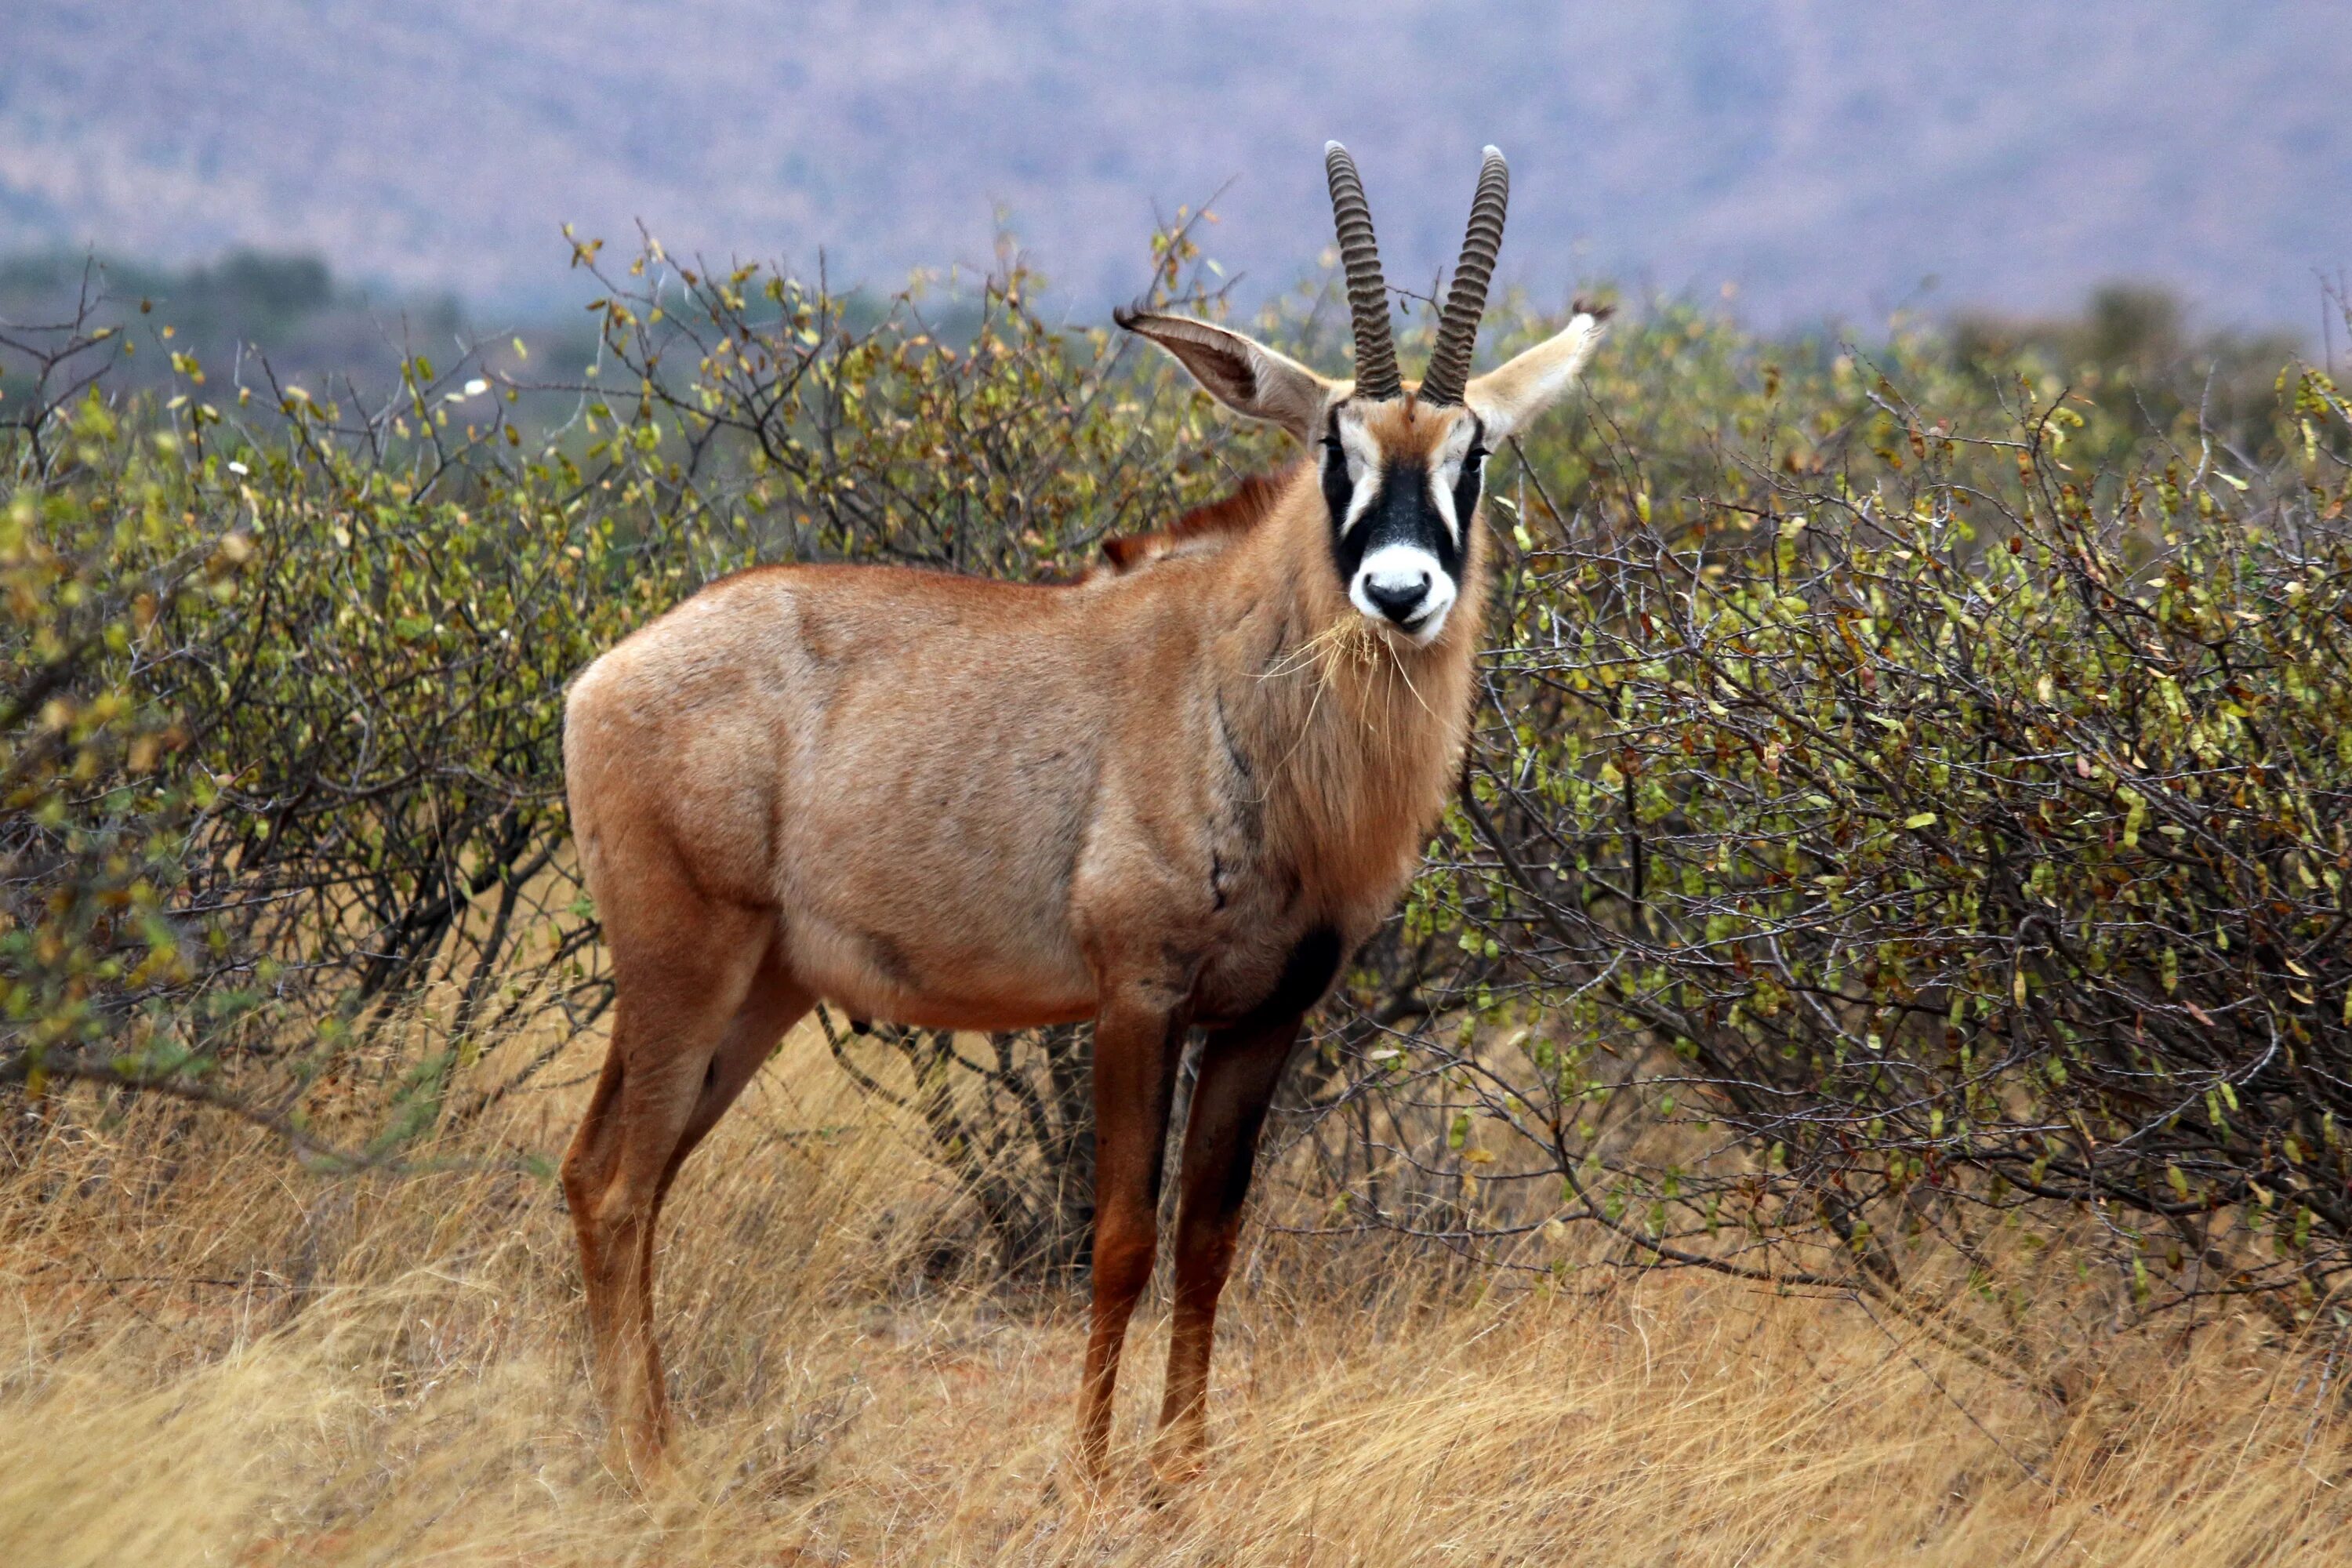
[[1203, 501, 1487, 915]]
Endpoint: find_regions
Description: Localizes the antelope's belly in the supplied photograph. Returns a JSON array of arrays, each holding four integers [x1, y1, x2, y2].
[[775, 869, 1097, 1031]]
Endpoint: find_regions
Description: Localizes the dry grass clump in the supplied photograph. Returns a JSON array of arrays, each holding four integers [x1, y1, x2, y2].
[[4, 1024, 2349, 1566]]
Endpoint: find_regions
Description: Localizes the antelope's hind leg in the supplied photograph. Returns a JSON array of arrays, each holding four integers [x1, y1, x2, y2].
[[561, 884, 804, 1479]]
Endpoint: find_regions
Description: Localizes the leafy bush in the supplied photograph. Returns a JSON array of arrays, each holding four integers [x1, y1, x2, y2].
[[2, 298, 620, 1151], [1319, 310, 2352, 1339], [9, 229, 2350, 1334]]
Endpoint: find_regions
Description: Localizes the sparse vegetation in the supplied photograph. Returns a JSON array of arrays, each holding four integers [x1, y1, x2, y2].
[[6, 229, 2352, 1559], [10, 1050, 2352, 1565]]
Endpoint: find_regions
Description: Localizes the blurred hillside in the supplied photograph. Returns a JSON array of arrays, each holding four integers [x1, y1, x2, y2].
[[0, 249, 603, 418], [0, 251, 458, 394], [2, 2, 2347, 331]]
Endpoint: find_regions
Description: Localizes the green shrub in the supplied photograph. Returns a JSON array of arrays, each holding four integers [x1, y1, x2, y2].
[[1338, 318, 2352, 1332], [1, 321, 624, 1151], [9, 230, 2349, 1331]]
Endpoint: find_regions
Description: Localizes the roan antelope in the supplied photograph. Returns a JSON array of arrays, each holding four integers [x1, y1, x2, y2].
[[559, 141, 1606, 1485]]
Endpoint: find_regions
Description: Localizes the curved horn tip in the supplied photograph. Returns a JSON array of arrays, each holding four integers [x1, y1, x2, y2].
[[1481, 144, 1504, 161], [1322, 137, 1402, 398], [1417, 144, 1513, 406]]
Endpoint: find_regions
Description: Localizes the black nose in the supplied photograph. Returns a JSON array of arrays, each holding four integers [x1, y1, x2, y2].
[[1364, 573, 1430, 622]]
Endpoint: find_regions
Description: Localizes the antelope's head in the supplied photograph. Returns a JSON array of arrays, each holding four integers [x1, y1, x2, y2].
[[1120, 143, 1606, 645]]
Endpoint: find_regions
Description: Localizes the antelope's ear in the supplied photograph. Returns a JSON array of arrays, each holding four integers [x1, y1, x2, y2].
[[1116, 308, 1336, 445], [1464, 304, 1610, 445]]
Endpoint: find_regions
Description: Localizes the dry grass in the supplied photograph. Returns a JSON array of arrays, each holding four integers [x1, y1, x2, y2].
[[5, 1023, 2350, 1566]]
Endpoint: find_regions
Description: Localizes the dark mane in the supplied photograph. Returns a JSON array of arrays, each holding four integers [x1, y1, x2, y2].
[[1098, 465, 1300, 572]]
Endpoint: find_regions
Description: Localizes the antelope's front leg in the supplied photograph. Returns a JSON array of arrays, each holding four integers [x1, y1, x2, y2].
[[1073, 983, 1189, 1483], [1152, 1008, 1303, 1482]]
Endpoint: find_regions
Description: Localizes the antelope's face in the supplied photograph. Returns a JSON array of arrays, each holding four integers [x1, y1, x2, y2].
[[1120, 142, 1608, 645], [1323, 398, 1483, 643]]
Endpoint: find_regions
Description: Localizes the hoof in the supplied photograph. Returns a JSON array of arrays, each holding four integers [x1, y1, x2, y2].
[[1044, 1450, 1110, 1508], [1145, 1446, 1206, 1502], [601, 1423, 671, 1494]]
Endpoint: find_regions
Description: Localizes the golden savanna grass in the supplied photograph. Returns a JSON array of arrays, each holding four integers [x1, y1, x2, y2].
[[5, 1022, 2350, 1566]]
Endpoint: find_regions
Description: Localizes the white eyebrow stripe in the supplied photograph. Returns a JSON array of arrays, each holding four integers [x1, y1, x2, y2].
[[1425, 464, 1461, 541], [1329, 412, 1388, 535], [1340, 464, 1382, 535]]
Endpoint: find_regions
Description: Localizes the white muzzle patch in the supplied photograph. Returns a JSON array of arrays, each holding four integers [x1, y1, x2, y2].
[[1349, 543, 1457, 642]]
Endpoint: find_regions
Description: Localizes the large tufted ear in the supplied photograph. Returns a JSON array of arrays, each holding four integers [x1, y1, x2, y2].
[[1463, 306, 1610, 444], [1116, 308, 1338, 445]]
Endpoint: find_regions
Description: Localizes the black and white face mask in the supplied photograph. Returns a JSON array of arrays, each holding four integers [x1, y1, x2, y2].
[[1321, 403, 1484, 644]]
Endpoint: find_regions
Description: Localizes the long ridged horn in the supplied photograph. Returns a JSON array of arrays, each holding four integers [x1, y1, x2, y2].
[[1420, 146, 1510, 407], [1323, 141, 1401, 400]]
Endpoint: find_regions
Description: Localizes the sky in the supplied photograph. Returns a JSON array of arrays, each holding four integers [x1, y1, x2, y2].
[[4, 1, 2349, 333]]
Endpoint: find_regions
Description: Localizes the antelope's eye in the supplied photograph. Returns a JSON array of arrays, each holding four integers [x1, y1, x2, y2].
[[1323, 433, 1357, 477]]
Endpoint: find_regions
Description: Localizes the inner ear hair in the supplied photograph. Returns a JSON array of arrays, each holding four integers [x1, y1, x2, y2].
[[1463, 309, 1608, 444], [1114, 307, 1331, 445]]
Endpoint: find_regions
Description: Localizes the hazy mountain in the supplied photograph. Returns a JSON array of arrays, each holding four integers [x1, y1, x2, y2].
[[4, 2, 2348, 332]]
